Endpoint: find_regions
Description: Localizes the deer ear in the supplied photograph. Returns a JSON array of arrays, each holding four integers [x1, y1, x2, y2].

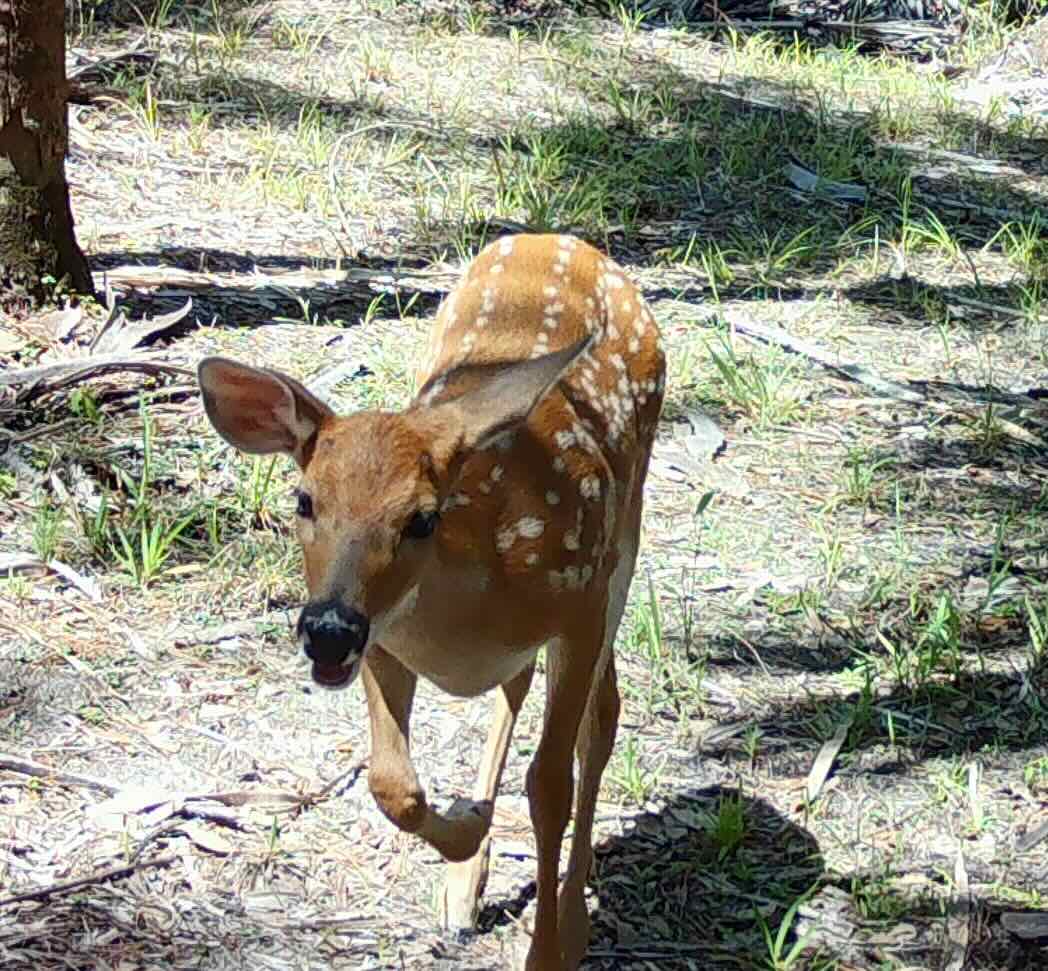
[[197, 357, 334, 466], [423, 335, 593, 455]]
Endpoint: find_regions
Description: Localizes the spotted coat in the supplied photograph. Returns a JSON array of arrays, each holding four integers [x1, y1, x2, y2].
[[414, 234, 665, 596]]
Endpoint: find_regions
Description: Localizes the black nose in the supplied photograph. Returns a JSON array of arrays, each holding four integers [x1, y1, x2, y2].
[[297, 600, 370, 666]]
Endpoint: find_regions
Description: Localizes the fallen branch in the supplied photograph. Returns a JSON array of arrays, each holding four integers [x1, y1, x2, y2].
[[0, 854, 177, 908], [0, 753, 119, 795], [721, 311, 926, 402], [1, 354, 192, 403], [90, 297, 194, 354]]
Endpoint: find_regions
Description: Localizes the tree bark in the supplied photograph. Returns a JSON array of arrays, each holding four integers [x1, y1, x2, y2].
[[0, 0, 92, 307]]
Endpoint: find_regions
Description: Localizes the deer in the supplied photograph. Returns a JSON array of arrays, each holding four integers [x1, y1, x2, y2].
[[195, 232, 665, 970]]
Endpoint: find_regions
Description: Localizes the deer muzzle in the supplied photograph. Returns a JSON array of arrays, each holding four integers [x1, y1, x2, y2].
[[297, 599, 370, 688]]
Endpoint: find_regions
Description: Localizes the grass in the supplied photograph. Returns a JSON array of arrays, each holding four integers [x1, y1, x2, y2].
[[1, 1, 1047, 969]]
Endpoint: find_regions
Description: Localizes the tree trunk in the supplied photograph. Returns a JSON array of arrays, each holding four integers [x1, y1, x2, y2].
[[0, 0, 92, 308]]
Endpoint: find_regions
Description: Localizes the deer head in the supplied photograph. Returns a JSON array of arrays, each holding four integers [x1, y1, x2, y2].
[[197, 339, 591, 688]]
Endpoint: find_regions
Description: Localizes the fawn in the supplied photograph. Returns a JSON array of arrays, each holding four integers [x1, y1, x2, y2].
[[196, 233, 665, 970]]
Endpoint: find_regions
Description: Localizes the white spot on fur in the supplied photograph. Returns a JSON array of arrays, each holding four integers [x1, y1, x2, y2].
[[525, 553, 539, 567], [544, 285, 559, 298], [441, 492, 472, 512], [580, 475, 601, 501], [549, 565, 582, 591], [545, 490, 560, 506], [496, 526, 517, 553], [499, 236, 515, 256], [553, 456, 566, 473], [554, 430, 576, 451], [490, 263, 504, 274], [516, 516, 545, 539], [490, 465, 504, 482]]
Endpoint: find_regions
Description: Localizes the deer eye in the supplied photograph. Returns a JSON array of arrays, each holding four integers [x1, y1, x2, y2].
[[403, 509, 438, 540], [295, 490, 314, 519]]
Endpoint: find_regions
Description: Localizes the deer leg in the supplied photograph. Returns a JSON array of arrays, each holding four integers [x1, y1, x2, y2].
[[362, 644, 489, 863], [442, 661, 536, 934], [557, 654, 619, 969], [557, 523, 636, 969], [523, 628, 603, 971]]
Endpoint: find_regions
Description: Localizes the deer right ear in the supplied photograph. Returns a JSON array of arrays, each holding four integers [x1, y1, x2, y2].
[[197, 357, 334, 466]]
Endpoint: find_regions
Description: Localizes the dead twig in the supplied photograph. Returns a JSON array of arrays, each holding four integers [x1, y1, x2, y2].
[[721, 311, 925, 403], [0, 854, 178, 908], [0, 752, 119, 795], [1, 354, 192, 404]]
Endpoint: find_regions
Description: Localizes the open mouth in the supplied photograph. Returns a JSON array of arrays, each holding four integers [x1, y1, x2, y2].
[[310, 655, 362, 689]]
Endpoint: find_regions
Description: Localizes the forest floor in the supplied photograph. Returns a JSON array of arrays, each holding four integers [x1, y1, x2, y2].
[[2, 1, 1048, 968]]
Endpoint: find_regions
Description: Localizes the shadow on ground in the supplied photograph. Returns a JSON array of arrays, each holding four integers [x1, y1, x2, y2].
[[472, 786, 826, 969], [90, 247, 450, 333]]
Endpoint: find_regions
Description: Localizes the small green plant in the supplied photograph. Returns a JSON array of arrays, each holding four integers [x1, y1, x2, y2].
[[112, 512, 195, 588], [84, 493, 113, 561], [128, 78, 161, 141], [32, 498, 63, 562], [756, 887, 821, 970], [69, 386, 102, 424], [244, 456, 282, 528], [460, 4, 489, 34], [990, 216, 1048, 279], [815, 523, 845, 589], [1024, 755, 1048, 793], [697, 240, 735, 303], [272, 16, 331, 58], [707, 791, 746, 861], [982, 516, 1014, 612], [609, 734, 656, 804], [743, 724, 762, 768], [186, 106, 213, 154], [0, 470, 16, 499], [708, 335, 804, 429], [210, 0, 259, 60], [839, 447, 895, 507], [143, 0, 177, 33], [850, 871, 910, 922]]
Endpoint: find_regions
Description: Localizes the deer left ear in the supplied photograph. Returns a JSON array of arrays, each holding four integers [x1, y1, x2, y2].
[[420, 336, 593, 455], [197, 357, 334, 467]]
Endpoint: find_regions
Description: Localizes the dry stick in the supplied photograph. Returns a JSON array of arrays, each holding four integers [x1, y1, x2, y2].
[[723, 312, 925, 403], [0, 753, 119, 795], [0, 854, 177, 908], [0, 356, 192, 407]]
